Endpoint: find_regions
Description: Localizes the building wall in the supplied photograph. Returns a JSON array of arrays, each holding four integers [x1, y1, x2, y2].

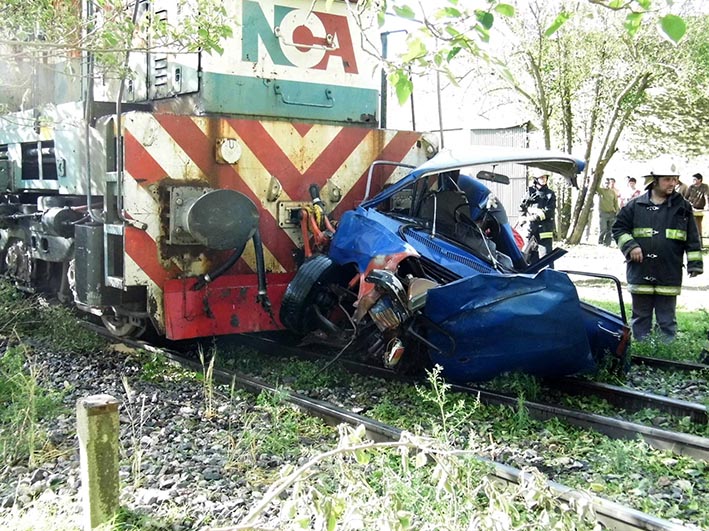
[[469, 125, 530, 228]]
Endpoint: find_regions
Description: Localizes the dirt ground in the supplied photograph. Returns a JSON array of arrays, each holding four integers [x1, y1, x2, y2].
[[554, 243, 708, 312]]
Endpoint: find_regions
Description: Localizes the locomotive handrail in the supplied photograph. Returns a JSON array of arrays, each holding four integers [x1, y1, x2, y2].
[[274, 84, 334, 108]]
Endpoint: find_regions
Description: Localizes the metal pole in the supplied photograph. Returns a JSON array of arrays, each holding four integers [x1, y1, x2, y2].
[[436, 67, 444, 148], [380, 32, 389, 129], [379, 29, 408, 129]]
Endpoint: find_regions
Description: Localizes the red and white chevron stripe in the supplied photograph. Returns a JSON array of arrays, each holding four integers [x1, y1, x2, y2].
[[120, 112, 426, 338]]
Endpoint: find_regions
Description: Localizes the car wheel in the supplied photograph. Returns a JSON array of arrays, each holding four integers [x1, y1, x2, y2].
[[280, 254, 351, 334]]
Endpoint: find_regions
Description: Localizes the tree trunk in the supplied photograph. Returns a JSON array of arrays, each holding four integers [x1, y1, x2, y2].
[[567, 72, 652, 244], [556, 38, 575, 240]]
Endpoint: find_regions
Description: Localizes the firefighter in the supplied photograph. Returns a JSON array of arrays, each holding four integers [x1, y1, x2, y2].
[[520, 172, 556, 262], [612, 169, 703, 341]]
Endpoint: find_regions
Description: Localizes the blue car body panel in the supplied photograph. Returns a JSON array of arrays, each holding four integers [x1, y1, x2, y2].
[[423, 270, 595, 382], [331, 209, 497, 277], [329, 209, 602, 381], [329, 209, 420, 272]]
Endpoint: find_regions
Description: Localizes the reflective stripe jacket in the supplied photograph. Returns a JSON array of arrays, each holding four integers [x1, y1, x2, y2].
[[612, 191, 703, 295], [525, 184, 556, 240]]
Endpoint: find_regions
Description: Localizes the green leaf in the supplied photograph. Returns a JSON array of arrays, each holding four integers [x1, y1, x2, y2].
[[354, 450, 371, 465], [544, 11, 570, 37], [500, 66, 515, 84], [494, 3, 515, 17], [447, 46, 462, 61], [476, 10, 494, 30], [609, 0, 624, 8], [401, 37, 427, 62], [394, 76, 414, 105], [393, 5, 417, 20], [623, 12, 643, 37], [442, 7, 462, 18], [659, 14, 686, 44], [377, 10, 386, 28], [354, 448, 370, 464]]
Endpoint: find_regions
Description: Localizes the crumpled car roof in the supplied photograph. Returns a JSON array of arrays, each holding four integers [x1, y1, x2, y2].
[[362, 146, 586, 208], [413, 146, 585, 180]]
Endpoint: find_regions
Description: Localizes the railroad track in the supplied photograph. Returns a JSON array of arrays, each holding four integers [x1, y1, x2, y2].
[[551, 377, 708, 424], [232, 332, 709, 461], [83, 324, 700, 531], [632, 355, 709, 372]]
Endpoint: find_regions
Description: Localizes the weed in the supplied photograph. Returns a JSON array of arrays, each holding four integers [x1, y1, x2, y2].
[[34, 304, 107, 354], [120, 376, 152, 489], [486, 372, 542, 401], [229, 389, 334, 471], [197, 345, 216, 419], [235, 427, 599, 529], [0, 281, 107, 354], [0, 343, 62, 468], [415, 365, 477, 443]]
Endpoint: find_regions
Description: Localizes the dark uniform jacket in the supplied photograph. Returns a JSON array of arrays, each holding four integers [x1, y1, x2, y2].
[[612, 191, 703, 295], [525, 184, 556, 240]]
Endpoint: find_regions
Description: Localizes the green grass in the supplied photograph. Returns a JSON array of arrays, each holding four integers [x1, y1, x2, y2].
[[0, 344, 64, 467], [587, 298, 709, 363], [0, 281, 107, 354], [0, 282, 105, 469]]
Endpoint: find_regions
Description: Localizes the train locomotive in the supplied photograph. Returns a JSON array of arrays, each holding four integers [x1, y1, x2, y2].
[[0, 0, 629, 381], [0, 0, 434, 339]]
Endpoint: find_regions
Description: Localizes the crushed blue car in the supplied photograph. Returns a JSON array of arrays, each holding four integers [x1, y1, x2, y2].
[[280, 147, 630, 382]]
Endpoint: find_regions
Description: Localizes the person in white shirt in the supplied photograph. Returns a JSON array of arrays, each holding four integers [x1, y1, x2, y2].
[[621, 176, 641, 207]]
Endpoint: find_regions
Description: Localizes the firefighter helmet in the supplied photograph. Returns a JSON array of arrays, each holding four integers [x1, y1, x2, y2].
[[642, 163, 679, 190]]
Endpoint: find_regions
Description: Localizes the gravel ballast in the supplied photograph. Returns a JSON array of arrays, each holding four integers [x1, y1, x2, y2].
[[0, 343, 335, 530]]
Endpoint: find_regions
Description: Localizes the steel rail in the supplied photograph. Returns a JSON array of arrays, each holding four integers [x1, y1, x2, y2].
[[632, 355, 709, 372], [232, 333, 709, 461], [552, 377, 708, 424]]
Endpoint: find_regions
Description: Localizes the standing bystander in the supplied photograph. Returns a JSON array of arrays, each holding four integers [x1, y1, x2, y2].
[[608, 177, 621, 200], [621, 177, 641, 207], [683, 173, 709, 247], [597, 178, 620, 246], [612, 170, 703, 341]]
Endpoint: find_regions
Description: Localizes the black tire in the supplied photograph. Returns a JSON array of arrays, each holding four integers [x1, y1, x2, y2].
[[280, 255, 350, 334]]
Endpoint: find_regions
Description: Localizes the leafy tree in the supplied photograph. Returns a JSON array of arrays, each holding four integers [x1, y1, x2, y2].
[[356, 0, 687, 107], [354, 0, 698, 242], [0, 0, 233, 112], [626, 14, 709, 159]]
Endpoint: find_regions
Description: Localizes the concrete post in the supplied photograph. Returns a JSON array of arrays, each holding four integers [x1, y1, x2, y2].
[[76, 394, 121, 531]]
